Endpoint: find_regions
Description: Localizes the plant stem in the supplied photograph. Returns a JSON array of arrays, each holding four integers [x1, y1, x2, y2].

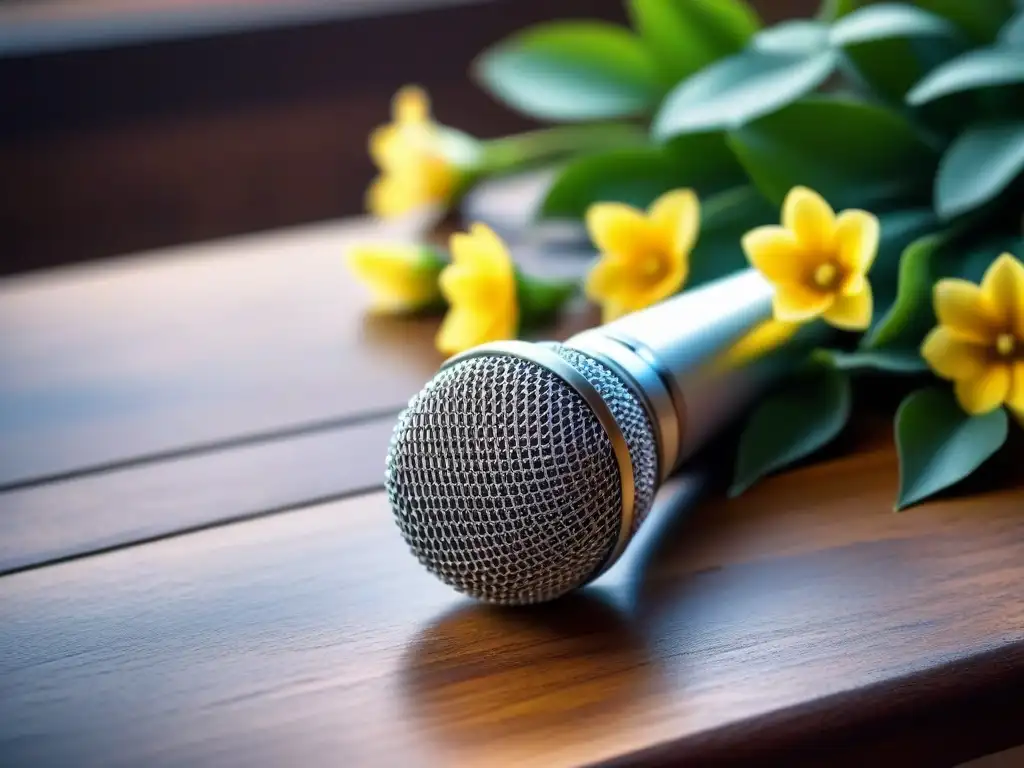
[[476, 123, 647, 176]]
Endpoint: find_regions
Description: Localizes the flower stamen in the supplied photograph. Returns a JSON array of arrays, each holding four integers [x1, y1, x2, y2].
[[813, 262, 841, 291], [995, 333, 1017, 359], [642, 254, 667, 279]]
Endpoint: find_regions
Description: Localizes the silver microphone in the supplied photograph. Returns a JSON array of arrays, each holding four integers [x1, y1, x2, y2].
[[385, 269, 782, 605]]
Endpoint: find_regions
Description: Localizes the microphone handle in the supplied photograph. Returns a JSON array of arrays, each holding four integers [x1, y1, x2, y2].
[[567, 269, 789, 480]]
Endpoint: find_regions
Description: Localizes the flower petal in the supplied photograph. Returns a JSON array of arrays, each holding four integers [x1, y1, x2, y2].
[[584, 255, 625, 302], [367, 175, 416, 217], [742, 226, 805, 283], [585, 203, 652, 260], [584, 252, 684, 323], [981, 253, 1024, 334], [631, 259, 688, 311], [954, 366, 1011, 415], [648, 188, 700, 257], [921, 326, 990, 381], [782, 186, 835, 252], [1008, 361, 1024, 412], [934, 279, 1001, 343], [841, 272, 866, 296], [449, 223, 513, 278], [369, 125, 399, 169], [436, 306, 481, 356], [823, 282, 873, 330], [435, 297, 517, 356], [346, 245, 440, 312], [833, 209, 880, 274], [773, 283, 833, 322], [439, 264, 485, 307], [393, 85, 430, 124]]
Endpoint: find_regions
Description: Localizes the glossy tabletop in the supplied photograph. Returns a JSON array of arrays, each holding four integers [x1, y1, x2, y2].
[[1, 216, 1023, 767]]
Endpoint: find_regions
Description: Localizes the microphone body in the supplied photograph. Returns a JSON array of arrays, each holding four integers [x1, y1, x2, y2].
[[385, 270, 783, 605], [567, 268, 774, 479]]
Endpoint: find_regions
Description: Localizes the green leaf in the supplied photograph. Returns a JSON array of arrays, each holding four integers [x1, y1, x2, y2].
[[866, 233, 945, 350], [907, 46, 1024, 105], [832, 2, 997, 104], [1001, 12, 1024, 44], [912, 0, 1014, 43], [830, 3, 960, 46], [539, 147, 686, 219], [839, 40, 941, 104], [516, 274, 577, 330], [629, 0, 760, 83], [730, 359, 852, 496], [753, 20, 830, 53], [817, 347, 927, 373], [539, 135, 742, 219], [895, 387, 1009, 509], [687, 185, 776, 288], [865, 233, 1013, 351], [935, 121, 1024, 219], [473, 21, 663, 121], [869, 208, 940, 332], [831, 0, 1013, 42], [726, 96, 937, 209], [652, 48, 838, 138]]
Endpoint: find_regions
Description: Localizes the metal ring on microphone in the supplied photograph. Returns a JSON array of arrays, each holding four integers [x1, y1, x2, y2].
[[565, 330, 680, 482], [443, 340, 636, 572]]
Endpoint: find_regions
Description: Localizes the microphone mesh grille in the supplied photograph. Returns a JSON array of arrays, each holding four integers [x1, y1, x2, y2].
[[385, 343, 657, 604]]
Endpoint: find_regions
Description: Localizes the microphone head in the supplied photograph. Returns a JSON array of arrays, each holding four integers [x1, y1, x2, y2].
[[385, 342, 658, 605]]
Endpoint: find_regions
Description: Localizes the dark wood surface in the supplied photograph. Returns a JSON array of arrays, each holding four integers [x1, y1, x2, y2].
[[2, 216, 1024, 766], [0, 218, 439, 488], [2, 457, 1023, 767], [0, 414, 395, 576]]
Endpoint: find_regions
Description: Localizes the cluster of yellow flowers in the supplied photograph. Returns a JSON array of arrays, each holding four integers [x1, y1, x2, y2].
[[350, 90, 1024, 422]]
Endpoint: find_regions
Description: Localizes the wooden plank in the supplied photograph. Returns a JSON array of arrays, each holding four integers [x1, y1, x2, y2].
[[0, 217, 441, 487], [0, 214, 594, 489], [0, 414, 395, 576], [2, 441, 1022, 767]]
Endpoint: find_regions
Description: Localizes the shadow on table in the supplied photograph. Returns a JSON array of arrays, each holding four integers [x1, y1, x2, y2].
[[399, 591, 658, 745]]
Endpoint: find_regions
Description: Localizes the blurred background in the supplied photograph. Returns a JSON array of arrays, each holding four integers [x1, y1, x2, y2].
[[0, 0, 815, 275]]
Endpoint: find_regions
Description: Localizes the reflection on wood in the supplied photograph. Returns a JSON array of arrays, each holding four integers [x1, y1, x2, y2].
[[2, 438, 1022, 766]]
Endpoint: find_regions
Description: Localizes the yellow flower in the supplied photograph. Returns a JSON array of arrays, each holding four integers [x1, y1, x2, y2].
[[922, 253, 1024, 420], [743, 186, 879, 331], [436, 223, 518, 356], [346, 244, 445, 314], [367, 86, 461, 218], [584, 189, 700, 322]]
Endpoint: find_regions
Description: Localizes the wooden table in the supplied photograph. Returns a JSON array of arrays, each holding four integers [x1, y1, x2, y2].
[[1, 217, 1023, 767]]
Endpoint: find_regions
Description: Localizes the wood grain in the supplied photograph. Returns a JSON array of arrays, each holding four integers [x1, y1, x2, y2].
[[0, 217, 440, 487], [2, 440, 1022, 767], [0, 414, 395, 576], [0, 214, 594, 489]]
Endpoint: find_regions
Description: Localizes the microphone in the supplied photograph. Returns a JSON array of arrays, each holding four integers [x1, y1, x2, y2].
[[385, 269, 786, 605]]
